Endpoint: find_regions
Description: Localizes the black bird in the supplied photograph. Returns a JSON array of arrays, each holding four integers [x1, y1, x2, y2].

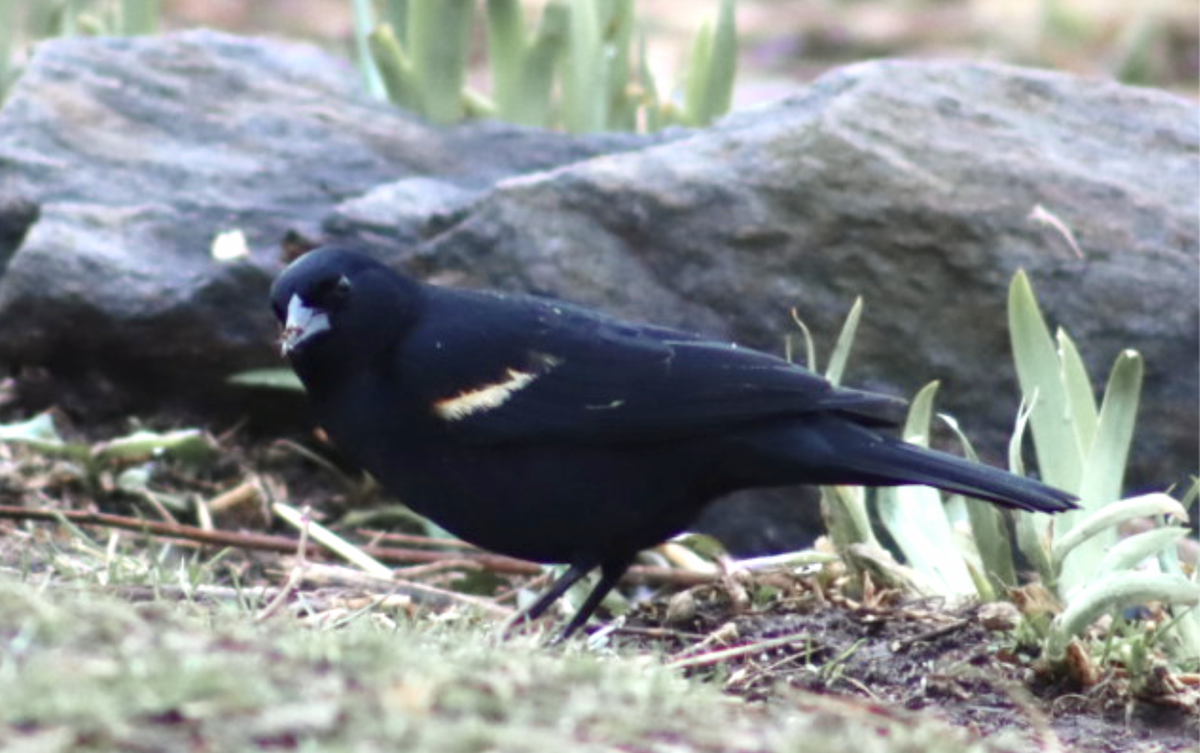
[[270, 247, 1076, 638]]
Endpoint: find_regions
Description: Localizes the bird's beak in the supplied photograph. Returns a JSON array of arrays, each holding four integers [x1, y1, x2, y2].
[[280, 294, 331, 357]]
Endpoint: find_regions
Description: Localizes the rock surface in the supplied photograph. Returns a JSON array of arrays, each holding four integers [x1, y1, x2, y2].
[[0, 32, 1195, 549]]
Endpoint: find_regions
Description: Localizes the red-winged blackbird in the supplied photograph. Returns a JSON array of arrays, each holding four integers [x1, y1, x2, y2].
[[270, 247, 1076, 638]]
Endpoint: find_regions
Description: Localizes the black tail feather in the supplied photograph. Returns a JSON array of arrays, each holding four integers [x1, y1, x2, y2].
[[755, 420, 1079, 514], [820, 428, 1078, 513], [857, 436, 1078, 513]]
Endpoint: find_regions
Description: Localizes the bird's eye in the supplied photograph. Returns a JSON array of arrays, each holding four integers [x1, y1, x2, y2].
[[312, 274, 352, 304]]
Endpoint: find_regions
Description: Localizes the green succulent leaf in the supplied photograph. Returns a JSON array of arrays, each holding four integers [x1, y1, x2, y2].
[[1157, 481, 1200, 658], [875, 382, 977, 597], [603, 0, 637, 131], [521, 1, 570, 121], [682, 0, 736, 126], [1008, 270, 1083, 491], [407, 0, 475, 124], [1058, 349, 1143, 588], [93, 428, 217, 466], [1010, 394, 1056, 585], [487, 0, 525, 119], [1045, 571, 1200, 661], [368, 23, 421, 112], [562, 0, 605, 133], [821, 484, 877, 550], [1079, 349, 1142, 508], [0, 412, 87, 459], [119, 0, 159, 35], [1092, 527, 1190, 581], [1056, 329, 1098, 451], [1050, 492, 1188, 573], [944, 410, 1017, 594], [352, 0, 386, 98], [227, 368, 306, 392], [824, 297, 863, 387]]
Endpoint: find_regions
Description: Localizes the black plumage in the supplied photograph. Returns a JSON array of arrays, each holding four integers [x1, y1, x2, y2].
[[270, 247, 1076, 638]]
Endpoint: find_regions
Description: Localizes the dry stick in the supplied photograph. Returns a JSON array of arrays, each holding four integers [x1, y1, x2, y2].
[[274, 502, 390, 577], [0, 504, 538, 573], [0, 505, 718, 588], [257, 505, 312, 621], [392, 559, 485, 579], [666, 631, 818, 671], [105, 583, 281, 603], [207, 479, 262, 514], [613, 624, 706, 641], [357, 529, 482, 549], [295, 561, 512, 616], [889, 618, 971, 651]]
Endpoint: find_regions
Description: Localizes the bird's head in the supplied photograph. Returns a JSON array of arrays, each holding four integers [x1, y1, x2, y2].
[[270, 247, 420, 370]]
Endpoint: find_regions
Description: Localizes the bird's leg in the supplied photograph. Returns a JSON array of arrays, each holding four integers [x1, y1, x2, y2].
[[500, 561, 594, 638], [554, 558, 633, 642], [500, 557, 634, 642], [526, 562, 594, 620]]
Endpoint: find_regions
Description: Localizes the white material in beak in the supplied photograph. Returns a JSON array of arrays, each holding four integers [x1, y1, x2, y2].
[[280, 294, 331, 356]]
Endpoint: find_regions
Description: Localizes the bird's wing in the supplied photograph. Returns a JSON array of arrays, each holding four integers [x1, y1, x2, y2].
[[408, 289, 904, 444]]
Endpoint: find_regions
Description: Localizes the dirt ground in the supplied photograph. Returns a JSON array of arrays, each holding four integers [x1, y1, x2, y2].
[[623, 585, 1198, 752]]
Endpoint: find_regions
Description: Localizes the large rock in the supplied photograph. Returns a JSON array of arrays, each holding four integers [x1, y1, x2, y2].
[[0, 32, 1194, 545]]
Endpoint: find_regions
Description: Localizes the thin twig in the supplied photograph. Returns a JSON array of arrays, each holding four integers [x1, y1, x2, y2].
[[1029, 204, 1085, 260], [666, 631, 815, 671], [0, 505, 721, 588], [104, 583, 280, 603], [257, 506, 312, 621], [294, 561, 512, 616], [612, 624, 707, 642], [392, 559, 485, 579], [275, 502, 390, 577], [889, 618, 970, 651], [0, 504, 536, 572], [357, 529, 480, 549]]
